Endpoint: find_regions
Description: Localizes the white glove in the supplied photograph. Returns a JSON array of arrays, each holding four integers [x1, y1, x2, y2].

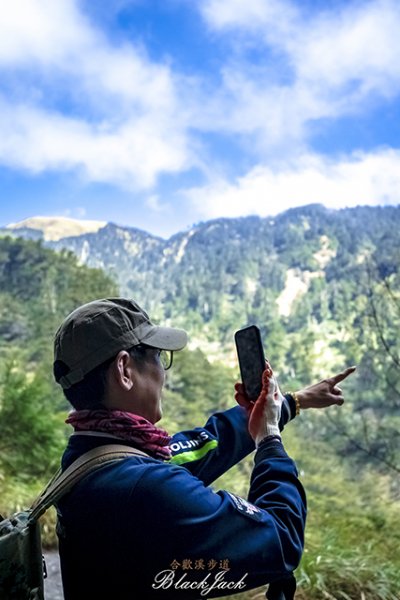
[[249, 364, 284, 446]]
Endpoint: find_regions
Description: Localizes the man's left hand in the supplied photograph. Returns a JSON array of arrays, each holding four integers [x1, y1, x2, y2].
[[296, 366, 356, 409]]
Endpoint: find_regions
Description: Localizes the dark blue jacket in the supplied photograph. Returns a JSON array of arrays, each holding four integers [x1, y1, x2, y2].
[[57, 399, 306, 599]]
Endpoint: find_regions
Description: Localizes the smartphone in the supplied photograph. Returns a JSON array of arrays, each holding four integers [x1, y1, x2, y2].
[[234, 325, 266, 400]]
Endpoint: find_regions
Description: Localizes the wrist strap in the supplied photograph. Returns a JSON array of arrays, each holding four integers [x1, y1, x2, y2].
[[286, 391, 301, 416]]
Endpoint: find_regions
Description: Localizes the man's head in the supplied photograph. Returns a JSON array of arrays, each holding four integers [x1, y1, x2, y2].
[[53, 298, 187, 420]]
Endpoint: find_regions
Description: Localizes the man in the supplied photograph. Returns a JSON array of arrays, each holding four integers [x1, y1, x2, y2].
[[53, 297, 354, 599]]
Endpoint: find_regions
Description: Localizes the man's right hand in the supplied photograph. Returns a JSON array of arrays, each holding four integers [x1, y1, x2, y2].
[[235, 363, 283, 446]]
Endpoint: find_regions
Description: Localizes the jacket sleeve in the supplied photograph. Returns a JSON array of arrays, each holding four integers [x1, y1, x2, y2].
[[134, 438, 306, 597], [170, 396, 296, 485]]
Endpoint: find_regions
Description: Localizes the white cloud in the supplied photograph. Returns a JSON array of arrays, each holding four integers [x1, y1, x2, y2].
[[295, 2, 400, 99], [0, 0, 90, 66], [0, 0, 175, 107], [198, 0, 400, 149], [145, 195, 169, 213], [200, 0, 298, 37], [0, 0, 400, 202], [187, 149, 400, 219], [0, 97, 189, 187], [0, 0, 192, 188]]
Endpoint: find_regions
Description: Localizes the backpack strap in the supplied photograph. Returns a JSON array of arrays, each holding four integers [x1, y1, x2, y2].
[[29, 444, 150, 523]]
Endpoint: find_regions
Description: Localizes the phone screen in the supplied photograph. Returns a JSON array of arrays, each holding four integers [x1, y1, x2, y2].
[[234, 326, 266, 400]]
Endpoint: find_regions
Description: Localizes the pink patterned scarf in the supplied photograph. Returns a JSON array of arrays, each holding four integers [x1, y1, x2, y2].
[[66, 409, 172, 461]]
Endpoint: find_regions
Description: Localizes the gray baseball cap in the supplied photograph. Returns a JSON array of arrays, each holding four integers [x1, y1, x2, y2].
[[54, 297, 188, 389]]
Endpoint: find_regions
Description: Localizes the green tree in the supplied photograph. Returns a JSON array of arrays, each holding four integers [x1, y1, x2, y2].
[[0, 361, 68, 480]]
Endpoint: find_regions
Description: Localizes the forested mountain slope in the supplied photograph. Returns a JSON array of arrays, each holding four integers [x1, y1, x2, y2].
[[4, 205, 399, 340]]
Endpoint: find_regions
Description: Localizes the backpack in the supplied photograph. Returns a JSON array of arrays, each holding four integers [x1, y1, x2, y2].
[[0, 444, 149, 600]]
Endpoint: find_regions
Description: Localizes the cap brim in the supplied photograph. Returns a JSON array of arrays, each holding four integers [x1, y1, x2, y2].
[[140, 326, 188, 351]]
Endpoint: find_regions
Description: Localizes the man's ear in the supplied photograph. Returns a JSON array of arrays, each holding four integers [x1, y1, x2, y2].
[[112, 350, 135, 391]]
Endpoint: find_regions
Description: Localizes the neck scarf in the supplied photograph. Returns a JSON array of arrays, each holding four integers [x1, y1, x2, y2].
[[66, 409, 172, 461]]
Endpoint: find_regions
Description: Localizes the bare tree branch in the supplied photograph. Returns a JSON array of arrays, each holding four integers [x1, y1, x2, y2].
[[366, 260, 400, 369], [325, 413, 400, 475]]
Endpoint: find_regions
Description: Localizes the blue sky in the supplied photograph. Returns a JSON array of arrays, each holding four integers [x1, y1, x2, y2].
[[1, 0, 400, 238]]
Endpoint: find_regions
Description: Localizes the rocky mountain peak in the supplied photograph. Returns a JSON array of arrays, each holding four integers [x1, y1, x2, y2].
[[6, 216, 107, 241]]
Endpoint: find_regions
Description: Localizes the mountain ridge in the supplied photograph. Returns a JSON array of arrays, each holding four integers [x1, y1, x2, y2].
[[2, 204, 399, 343]]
